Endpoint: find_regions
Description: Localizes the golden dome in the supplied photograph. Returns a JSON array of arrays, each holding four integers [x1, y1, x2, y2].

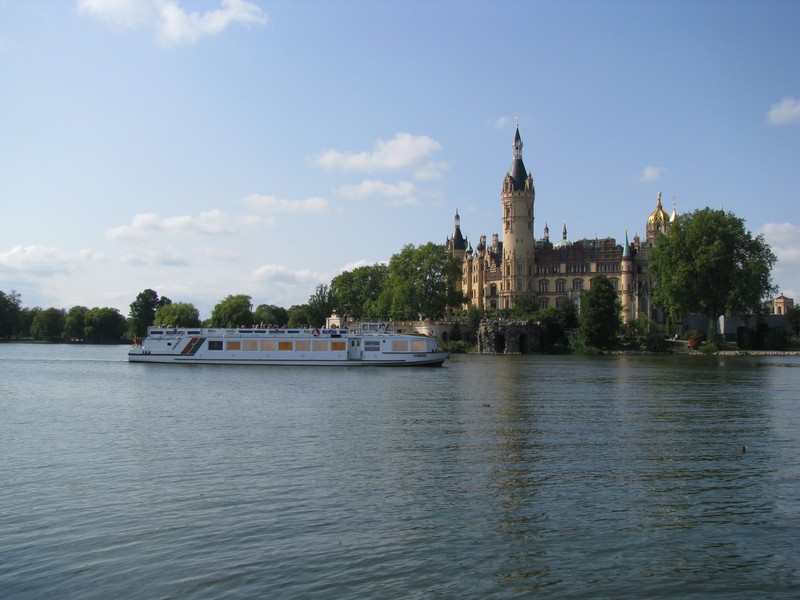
[[648, 192, 669, 225]]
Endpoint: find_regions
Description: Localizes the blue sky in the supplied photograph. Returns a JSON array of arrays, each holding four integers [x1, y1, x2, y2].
[[1, 0, 798, 318]]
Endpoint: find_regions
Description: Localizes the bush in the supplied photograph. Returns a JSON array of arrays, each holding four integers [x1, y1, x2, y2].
[[568, 331, 601, 355], [442, 340, 473, 354], [643, 332, 668, 352], [686, 332, 703, 350]]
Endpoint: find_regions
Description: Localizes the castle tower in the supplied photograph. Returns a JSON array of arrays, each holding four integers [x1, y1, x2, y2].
[[446, 209, 467, 261], [500, 126, 535, 309], [621, 229, 633, 323], [446, 209, 468, 301]]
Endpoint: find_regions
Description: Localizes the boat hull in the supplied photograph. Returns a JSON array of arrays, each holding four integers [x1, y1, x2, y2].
[[128, 353, 449, 367], [128, 325, 449, 367]]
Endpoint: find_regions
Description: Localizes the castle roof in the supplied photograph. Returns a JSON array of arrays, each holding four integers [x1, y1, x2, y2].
[[508, 126, 529, 191], [450, 209, 467, 250]]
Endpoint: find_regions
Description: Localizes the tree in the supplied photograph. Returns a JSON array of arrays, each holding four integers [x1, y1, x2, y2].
[[287, 304, 310, 327], [64, 306, 88, 341], [330, 264, 388, 320], [0, 290, 23, 339], [210, 294, 253, 327], [785, 305, 800, 336], [18, 306, 40, 338], [578, 275, 622, 349], [154, 302, 200, 327], [253, 304, 288, 327], [84, 307, 127, 343], [533, 307, 569, 349], [128, 289, 172, 337], [377, 243, 464, 320], [31, 308, 66, 342], [650, 208, 777, 337], [306, 284, 334, 328]]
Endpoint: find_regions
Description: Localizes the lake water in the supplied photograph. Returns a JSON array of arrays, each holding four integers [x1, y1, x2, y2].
[[1, 343, 799, 598]]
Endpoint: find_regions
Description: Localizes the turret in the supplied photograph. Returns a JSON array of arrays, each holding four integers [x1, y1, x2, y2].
[[621, 229, 633, 323]]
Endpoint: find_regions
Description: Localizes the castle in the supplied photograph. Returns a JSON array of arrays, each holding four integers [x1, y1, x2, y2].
[[446, 126, 676, 324]]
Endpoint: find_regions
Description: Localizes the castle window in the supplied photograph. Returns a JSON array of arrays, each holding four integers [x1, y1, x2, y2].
[[516, 265, 523, 276], [539, 280, 549, 293], [556, 280, 566, 293], [539, 298, 549, 309], [516, 282, 522, 291], [573, 279, 583, 291], [610, 278, 619, 291]]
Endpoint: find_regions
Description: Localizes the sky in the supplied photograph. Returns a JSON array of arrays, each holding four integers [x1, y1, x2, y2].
[[1, 0, 798, 319]]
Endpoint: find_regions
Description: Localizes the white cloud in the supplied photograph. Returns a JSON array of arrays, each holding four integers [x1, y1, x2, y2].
[[312, 132, 445, 179], [77, 0, 267, 47], [640, 165, 665, 182], [241, 194, 330, 215], [759, 222, 800, 297], [250, 264, 321, 285], [766, 97, 800, 126], [336, 180, 419, 206], [105, 210, 251, 240], [0, 245, 98, 275], [492, 116, 511, 129], [120, 248, 189, 267]]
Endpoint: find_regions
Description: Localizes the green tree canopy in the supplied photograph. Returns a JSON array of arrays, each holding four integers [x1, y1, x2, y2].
[[0, 290, 23, 339], [64, 306, 88, 341], [578, 275, 622, 349], [154, 302, 200, 328], [31, 308, 66, 342], [650, 208, 777, 335], [128, 289, 172, 337], [330, 264, 388, 320], [376, 243, 464, 320], [287, 304, 310, 327], [254, 304, 288, 327], [84, 307, 127, 343], [210, 294, 253, 327], [305, 284, 334, 328], [786, 305, 800, 336], [18, 306, 40, 338]]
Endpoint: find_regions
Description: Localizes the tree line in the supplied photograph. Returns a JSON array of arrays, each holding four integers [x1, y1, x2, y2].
[[0, 242, 464, 344], [2, 210, 796, 349]]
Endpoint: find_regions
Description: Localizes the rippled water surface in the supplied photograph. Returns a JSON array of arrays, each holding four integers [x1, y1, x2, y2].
[[1, 344, 799, 598]]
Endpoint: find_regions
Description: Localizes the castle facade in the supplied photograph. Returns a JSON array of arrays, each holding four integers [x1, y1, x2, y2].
[[446, 126, 675, 324]]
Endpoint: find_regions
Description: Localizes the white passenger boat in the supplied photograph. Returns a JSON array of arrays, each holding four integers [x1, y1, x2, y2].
[[128, 323, 449, 366]]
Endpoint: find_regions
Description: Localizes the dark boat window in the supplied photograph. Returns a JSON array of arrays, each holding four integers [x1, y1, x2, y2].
[[208, 340, 223, 351]]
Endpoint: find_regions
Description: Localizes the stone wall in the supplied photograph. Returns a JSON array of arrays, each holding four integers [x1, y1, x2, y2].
[[477, 319, 541, 354]]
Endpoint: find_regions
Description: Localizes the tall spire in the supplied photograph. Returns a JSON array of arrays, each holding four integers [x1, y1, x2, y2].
[[450, 209, 466, 251], [622, 228, 631, 258], [508, 125, 528, 190], [513, 125, 523, 160]]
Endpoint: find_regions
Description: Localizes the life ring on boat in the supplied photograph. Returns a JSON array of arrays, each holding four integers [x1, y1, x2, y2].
[[312, 328, 320, 336]]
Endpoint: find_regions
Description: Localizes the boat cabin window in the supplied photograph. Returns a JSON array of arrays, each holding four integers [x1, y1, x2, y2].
[[411, 340, 427, 352], [208, 340, 223, 351]]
